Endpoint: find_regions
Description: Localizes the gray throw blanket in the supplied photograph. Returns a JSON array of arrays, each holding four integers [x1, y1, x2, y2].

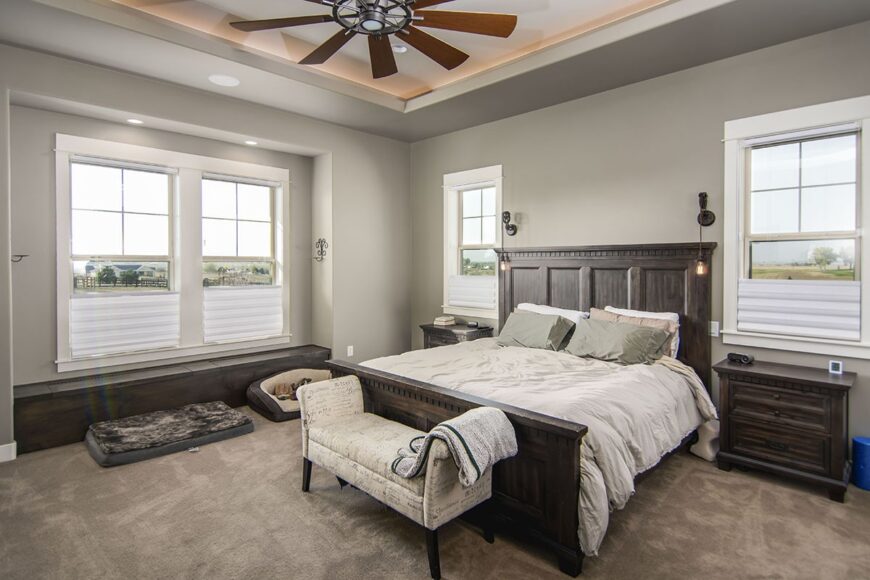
[[391, 407, 518, 487]]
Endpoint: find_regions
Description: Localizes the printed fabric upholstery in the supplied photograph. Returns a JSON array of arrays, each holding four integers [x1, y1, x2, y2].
[[308, 440, 425, 524], [309, 414, 426, 495], [423, 439, 492, 530], [297, 375, 365, 457]]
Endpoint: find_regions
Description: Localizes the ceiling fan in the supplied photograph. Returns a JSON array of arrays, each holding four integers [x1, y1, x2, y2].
[[229, 0, 518, 79]]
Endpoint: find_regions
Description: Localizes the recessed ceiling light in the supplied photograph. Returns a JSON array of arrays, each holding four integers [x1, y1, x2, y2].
[[209, 74, 241, 87], [391, 44, 408, 54], [244, 140, 258, 146], [127, 119, 144, 125]]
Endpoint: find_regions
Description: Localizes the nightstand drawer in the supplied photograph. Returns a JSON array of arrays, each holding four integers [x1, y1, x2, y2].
[[731, 381, 829, 433], [730, 420, 829, 475], [425, 334, 459, 348], [421, 324, 492, 349]]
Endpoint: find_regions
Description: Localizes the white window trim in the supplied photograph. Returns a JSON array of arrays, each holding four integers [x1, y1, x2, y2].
[[443, 165, 503, 320], [55, 134, 291, 373], [722, 95, 870, 357]]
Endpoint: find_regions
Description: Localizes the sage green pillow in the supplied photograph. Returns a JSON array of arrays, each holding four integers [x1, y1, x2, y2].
[[496, 312, 574, 351], [564, 318, 670, 365]]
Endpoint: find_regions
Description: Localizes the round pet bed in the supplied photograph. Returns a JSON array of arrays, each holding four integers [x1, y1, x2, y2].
[[247, 368, 332, 422]]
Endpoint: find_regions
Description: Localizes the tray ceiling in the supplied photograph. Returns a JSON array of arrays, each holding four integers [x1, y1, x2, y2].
[[111, 0, 672, 99], [5, 0, 870, 140]]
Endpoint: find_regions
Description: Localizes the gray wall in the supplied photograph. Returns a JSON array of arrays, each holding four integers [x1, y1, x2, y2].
[[0, 87, 12, 450], [9, 105, 314, 384], [0, 43, 411, 446], [409, 21, 870, 439]]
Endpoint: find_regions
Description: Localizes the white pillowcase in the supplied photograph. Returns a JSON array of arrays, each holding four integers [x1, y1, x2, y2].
[[516, 303, 589, 325], [604, 306, 681, 356]]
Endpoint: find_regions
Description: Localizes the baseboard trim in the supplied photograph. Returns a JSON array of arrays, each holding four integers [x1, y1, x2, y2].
[[0, 441, 16, 462]]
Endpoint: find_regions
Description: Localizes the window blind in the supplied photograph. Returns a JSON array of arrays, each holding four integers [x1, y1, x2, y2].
[[70, 293, 180, 358], [737, 279, 860, 341], [203, 286, 283, 343], [447, 275, 497, 311]]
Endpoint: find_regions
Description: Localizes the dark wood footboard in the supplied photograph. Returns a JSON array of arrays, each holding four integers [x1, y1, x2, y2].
[[327, 359, 588, 576]]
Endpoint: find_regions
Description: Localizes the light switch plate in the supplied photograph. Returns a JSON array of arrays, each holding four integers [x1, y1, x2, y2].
[[347, 345, 354, 358], [709, 321, 720, 337]]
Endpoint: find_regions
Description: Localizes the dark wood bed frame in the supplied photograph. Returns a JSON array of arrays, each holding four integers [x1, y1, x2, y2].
[[328, 242, 716, 576]]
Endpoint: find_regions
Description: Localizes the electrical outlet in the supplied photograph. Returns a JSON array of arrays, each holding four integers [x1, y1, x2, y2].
[[709, 321, 720, 337], [347, 345, 354, 358]]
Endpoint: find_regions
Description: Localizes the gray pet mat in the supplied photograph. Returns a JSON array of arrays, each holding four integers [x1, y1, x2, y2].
[[86, 401, 254, 467]]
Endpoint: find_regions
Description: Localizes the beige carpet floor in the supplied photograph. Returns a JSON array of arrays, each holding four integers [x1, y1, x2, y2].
[[1, 408, 868, 580]]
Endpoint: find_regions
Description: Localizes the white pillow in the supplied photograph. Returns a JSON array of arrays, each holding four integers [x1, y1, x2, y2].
[[604, 306, 681, 356], [516, 303, 589, 325]]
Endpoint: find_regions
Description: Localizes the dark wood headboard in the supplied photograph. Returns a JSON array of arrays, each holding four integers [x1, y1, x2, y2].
[[495, 242, 716, 388]]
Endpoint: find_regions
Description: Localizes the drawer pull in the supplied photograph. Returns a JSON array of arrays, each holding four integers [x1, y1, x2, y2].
[[773, 394, 781, 400], [765, 439, 789, 452], [772, 410, 781, 418]]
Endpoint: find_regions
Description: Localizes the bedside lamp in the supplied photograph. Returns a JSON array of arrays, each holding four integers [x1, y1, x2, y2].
[[695, 192, 715, 276]]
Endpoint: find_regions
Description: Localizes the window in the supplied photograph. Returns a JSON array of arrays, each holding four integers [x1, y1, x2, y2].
[[71, 161, 172, 293], [56, 134, 290, 372], [459, 187, 498, 277], [67, 159, 179, 359], [201, 177, 283, 344], [747, 134, 858, 282], [443, 166, 502, 318], [722, 95, 870, 358], [202, 178, 274, 287]]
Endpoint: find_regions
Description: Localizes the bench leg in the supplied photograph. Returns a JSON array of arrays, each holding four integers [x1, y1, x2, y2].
[[302, 458, 312, 492], [482, 525, 495, 544], [425, 528, 440, 580], [481, 502, 495, 544]]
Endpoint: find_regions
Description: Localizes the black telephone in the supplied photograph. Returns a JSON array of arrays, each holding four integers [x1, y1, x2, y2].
[[727, 352, 755, 365]]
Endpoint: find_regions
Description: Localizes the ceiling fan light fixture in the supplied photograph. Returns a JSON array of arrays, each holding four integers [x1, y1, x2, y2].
[[360, 10, 386, 32]]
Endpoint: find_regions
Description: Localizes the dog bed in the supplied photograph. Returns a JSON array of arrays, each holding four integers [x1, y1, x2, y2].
[[247, 368, 332, 422], [86, 401, 253, 467]]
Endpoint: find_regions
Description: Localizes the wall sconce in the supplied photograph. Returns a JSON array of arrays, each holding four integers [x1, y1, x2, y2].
[[695, 192, 715, 276], [313, 238, 328, 262], [502, 211, 517, 237]]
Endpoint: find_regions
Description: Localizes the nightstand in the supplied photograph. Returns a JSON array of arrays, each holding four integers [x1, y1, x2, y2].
[[420, 324, 493, 349], [714, 359, 855, 502]]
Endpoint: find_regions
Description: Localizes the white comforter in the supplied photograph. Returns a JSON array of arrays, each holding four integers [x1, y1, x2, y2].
[[363, 338, 717, 555]]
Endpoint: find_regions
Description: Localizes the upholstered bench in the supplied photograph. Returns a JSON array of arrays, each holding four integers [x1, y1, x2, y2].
[[297, 375, 494, 580]]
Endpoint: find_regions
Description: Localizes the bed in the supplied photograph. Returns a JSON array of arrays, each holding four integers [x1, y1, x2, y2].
[[327, 242, 716, 575]]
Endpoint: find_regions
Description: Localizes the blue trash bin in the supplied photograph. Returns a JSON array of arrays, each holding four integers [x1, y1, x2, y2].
[[854, 437, 870, 491]]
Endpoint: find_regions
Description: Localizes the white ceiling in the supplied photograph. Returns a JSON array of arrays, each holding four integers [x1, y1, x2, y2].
[[1, 0, 869, 141], [111, 0, 671, 99]]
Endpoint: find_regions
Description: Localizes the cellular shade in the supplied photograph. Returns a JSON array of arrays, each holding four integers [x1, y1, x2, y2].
[[447, 275, 497, 311], [203, 286, 283, 343], [737, 279, 860, 341], [70, 293, 180, 357]]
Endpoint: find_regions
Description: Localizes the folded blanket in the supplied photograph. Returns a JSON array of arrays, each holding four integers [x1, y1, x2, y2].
[[391, 407, 518, 487]]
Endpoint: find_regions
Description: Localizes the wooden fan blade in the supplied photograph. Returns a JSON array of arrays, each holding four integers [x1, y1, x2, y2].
[[230, 15, 334, 32], [300, 30, 356, 65], [415, 11, 518, 38], [402, 27, 468, 70], [412, 0, 456, 8], [368, 35, 398, 79]]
